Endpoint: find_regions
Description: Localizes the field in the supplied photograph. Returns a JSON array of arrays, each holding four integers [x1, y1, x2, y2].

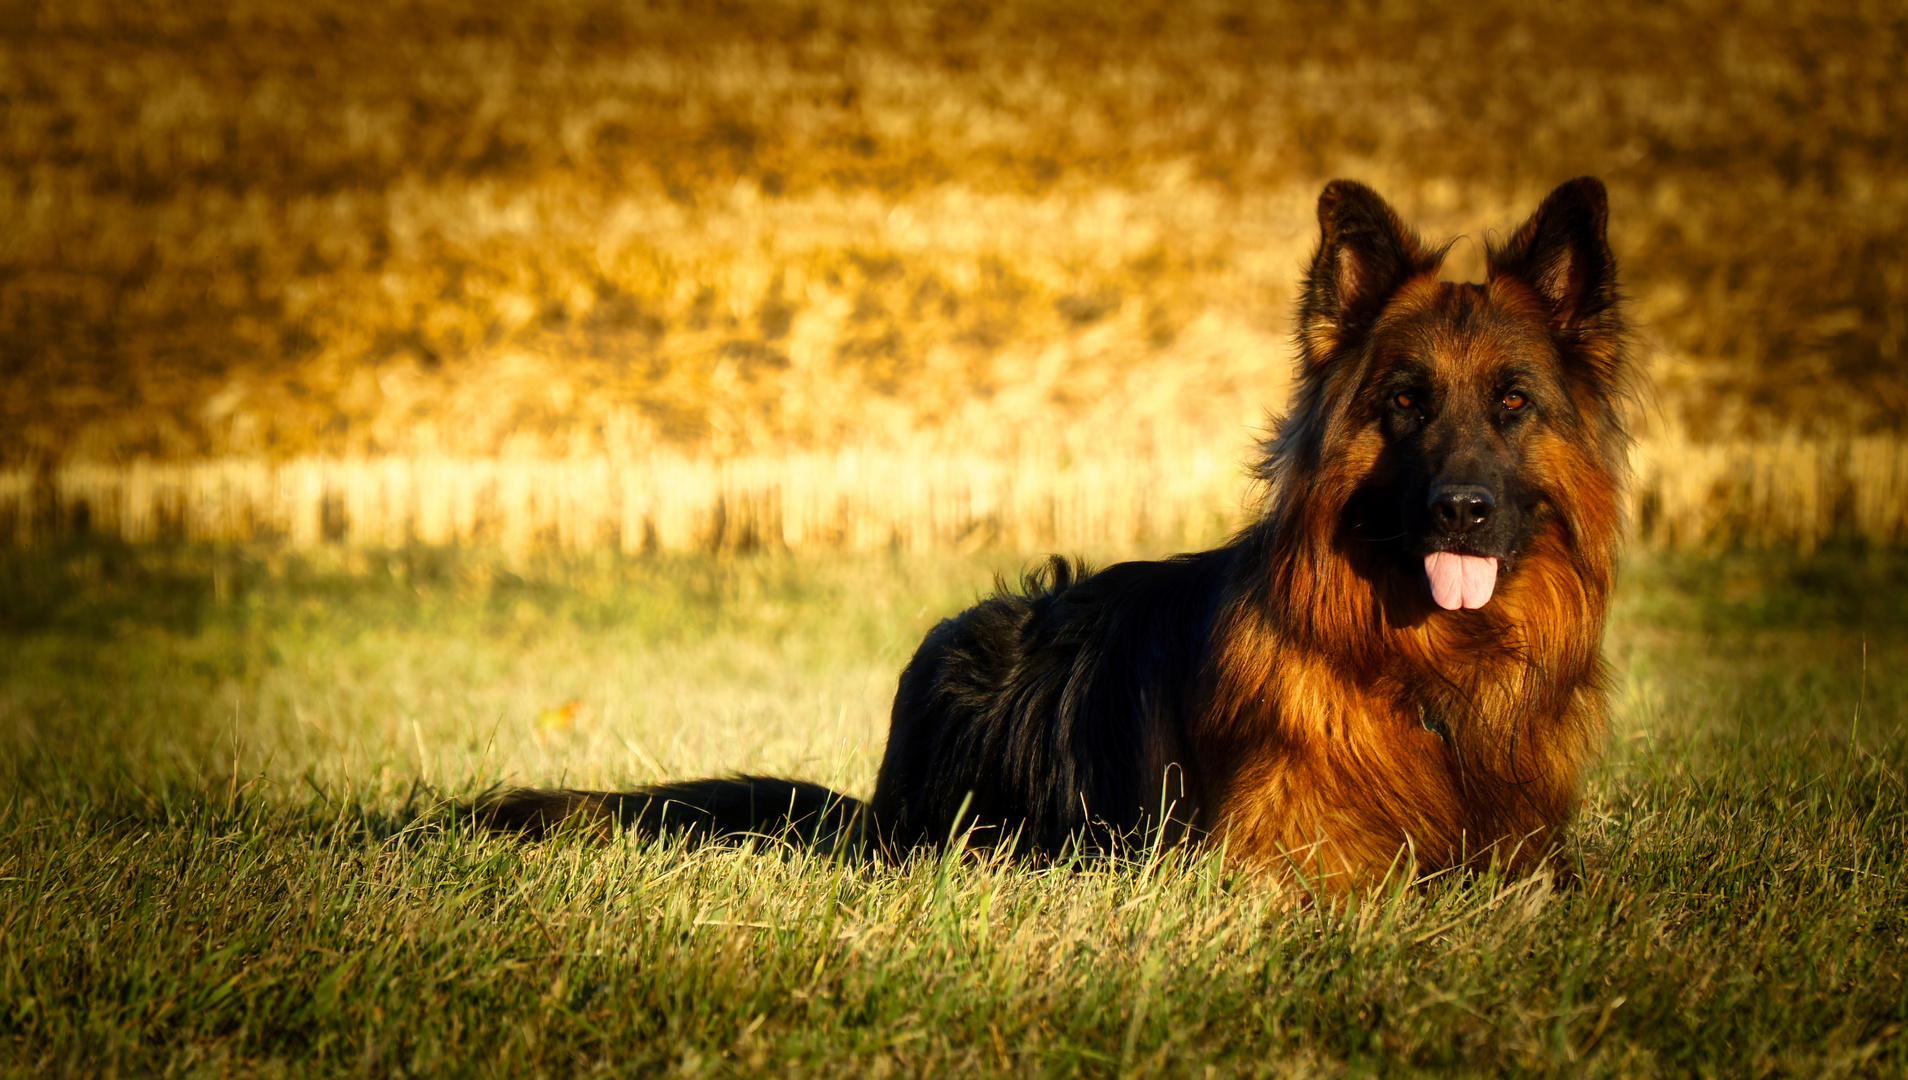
[[2, 541, 1904, 1077], [4, 0, 1906, 1074], [5, 0, 1908, 470], [10, 430, 1908, 557], [7, 0, 1908, 557]]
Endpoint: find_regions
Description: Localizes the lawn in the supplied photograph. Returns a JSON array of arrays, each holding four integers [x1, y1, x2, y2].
[[1, 541, 1904, 1077]]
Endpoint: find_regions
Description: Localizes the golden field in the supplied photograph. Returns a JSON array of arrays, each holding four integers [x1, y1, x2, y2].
[[4, 431, 1908, 553], [3, 0, 1906, 547]]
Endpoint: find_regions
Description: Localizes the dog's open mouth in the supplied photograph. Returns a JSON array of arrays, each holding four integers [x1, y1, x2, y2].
[[1423, 552, 1499, 610]]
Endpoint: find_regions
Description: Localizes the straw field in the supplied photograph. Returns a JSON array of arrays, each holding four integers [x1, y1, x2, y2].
[[3, 0, 1907, 529], [4, 430, 1908, 555]]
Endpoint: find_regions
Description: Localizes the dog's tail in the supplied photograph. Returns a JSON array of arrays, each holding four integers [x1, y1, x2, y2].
[[468, 776, 868, 854]]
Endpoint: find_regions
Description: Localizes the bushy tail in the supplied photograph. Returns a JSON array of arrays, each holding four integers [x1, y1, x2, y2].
[[470, 776, 867, 854]]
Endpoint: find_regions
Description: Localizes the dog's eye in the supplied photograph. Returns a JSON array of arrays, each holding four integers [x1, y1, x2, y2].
[[1394, 392, 1416, 410], [1502, 391, 1528, 411]]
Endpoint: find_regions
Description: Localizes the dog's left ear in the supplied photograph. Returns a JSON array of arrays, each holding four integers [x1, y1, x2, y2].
[[1488, 177, 1618, 336]]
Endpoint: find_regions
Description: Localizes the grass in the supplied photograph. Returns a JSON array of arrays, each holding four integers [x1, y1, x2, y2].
[[1, 541, 1904, 1076], [5, 0, 1908, 466]]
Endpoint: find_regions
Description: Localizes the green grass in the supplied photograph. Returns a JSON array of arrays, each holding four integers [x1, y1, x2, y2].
[[2, 542, 1904, 1077]]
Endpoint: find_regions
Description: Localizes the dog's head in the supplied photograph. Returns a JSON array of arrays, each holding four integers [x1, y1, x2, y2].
[[1273, 178, 1628, 613]]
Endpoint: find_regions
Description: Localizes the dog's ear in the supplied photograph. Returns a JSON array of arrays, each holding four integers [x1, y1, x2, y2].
[[1297, 180, 1439, 367], [1488, 177, 1618, 336]]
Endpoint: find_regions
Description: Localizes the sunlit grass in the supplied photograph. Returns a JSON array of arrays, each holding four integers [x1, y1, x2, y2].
[[1, 543, 1903, 1075], [5, 430, 1907, 555]]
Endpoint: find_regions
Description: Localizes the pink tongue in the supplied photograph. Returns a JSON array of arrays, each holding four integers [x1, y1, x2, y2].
[[1424, 552, 1500, 611]]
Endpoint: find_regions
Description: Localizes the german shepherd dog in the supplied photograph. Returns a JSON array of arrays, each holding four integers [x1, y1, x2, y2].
[[480, 177, 1630, 890]]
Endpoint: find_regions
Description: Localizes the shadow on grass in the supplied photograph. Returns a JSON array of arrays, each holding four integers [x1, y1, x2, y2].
[[0, 536, 919, 643], [1617, 542, 1908, 633]]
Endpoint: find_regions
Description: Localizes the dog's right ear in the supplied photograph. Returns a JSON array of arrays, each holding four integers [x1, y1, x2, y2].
[[1296, 180, 1439, 368]]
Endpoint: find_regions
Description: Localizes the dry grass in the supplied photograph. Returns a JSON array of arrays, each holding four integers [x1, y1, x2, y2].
[[1632, 430, 1908, 549], [3, 0, 1906, 472], [9, 443, 1246, 555], [4, 431, 1907, 554]]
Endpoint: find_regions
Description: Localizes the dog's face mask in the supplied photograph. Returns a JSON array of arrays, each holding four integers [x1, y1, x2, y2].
[[1294, 178, 1620, 612], [1368, 295, 1562, 609]]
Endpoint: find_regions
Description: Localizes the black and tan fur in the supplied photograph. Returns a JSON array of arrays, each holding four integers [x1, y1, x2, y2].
[[479, 177, 1631, 891]]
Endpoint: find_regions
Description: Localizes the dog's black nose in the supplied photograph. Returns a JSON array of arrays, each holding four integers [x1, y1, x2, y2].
[[1429, 486, 1494, 534]]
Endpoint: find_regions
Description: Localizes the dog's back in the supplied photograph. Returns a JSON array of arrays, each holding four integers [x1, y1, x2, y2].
[[871, 551, 1233, 854]]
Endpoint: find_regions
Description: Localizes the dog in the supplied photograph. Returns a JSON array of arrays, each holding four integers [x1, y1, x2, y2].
[[479, 177, 1631, 891]]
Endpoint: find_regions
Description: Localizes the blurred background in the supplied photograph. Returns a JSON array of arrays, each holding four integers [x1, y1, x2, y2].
[[3, 0, 1906, 553]]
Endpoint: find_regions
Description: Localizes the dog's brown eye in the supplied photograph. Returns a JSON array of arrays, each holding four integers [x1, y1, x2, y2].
[[1394, 392, 1416, 409], [1502, 391, 1528, 410]]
